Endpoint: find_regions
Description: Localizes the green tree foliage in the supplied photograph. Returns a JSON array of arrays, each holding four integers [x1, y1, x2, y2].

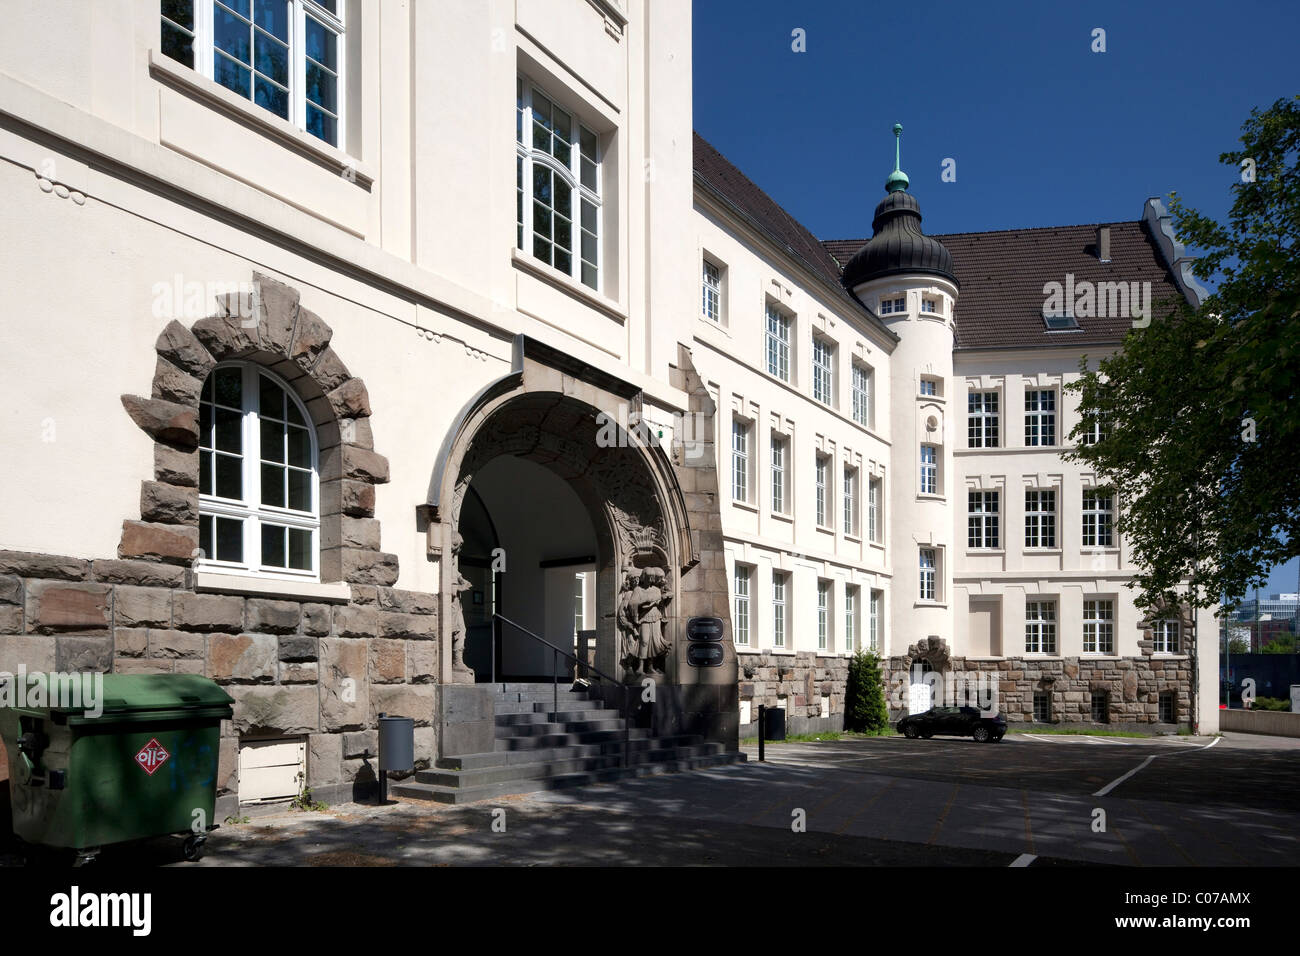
[[1260, 631, 1297, 654], [1067, 96, 1300, 611], [845, 649, 889, 734], [1227, 636, 1251, 654]]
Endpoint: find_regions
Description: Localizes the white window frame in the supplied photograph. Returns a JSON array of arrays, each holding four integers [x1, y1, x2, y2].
[[844, 585, 858, 654], [733, 564, 751, 646], [919, 548, 937, 602], [920, 444, 938, 495], [817, 579, 831, 651], [867, 476, 882, 544], [772, 572, 787, 649], [162, 0, 347, 149], [1025, 389, 1057, 447], [1025, 489, 1057, 549], [879, 296, 906, 315], [517, 75, 602, 291], [919, 378, 938, 397], [731, 418, 751, 504], [1082, 489, 1114, 547], [765, 303, 791, 382], [967, 391, 999, 448], [770, 433, 788, 515], [197, 362, 320, 581], [1152, 619, 1180, 654], [1025, 600, 1057, 654], [1083, 599, 1115, 654], [967, 491, 999, 549], [869, 589, 882, 651], [702, 257, 723, 322], [921, 296, 940, 314], [812, 337, 834, 405], [851, 362, 872, 427], [815, 453, 830, 528], [844, 465, 859, 537]]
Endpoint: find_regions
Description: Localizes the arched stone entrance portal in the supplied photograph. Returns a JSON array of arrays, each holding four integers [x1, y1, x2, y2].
[[420, 337, 738, 758]]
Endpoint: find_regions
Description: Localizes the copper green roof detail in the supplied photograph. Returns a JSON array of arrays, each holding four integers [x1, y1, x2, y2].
[[885, 123, 909, 193]]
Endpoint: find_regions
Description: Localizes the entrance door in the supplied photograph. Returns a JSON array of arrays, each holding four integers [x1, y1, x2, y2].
[[909, 661, 934, 714]]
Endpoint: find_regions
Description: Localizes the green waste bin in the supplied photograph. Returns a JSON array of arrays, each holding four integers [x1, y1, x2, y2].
[[0, 672, 233, 863]]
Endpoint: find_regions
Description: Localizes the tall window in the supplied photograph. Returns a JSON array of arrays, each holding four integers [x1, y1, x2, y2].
[[198, 364, 318, 577], [851, 363, 872, 427], [1083, 599, 1114, 654], [702, 258, 722, 322], [573, 572, 586, 635], [770, 434, 788, 514], [517, 78, 600, 290], [815, 454, 830, 527], [1090, 691, 1110, 723], [1024, 389, 1056, 446], [845, 586, 858, 653], [967, 491, 999, 548], [812, 338, 834, 405], [1153, 619, 1180, 653], [1082, 489, 1114, 547], [867, 476, 882, 544], [968, 392, 999, 448], [869, 590, 882, 651], [772, 572, 787, 649], [817, 580, 831, 651], [733, 565, 751, 646], [1080, 412, 1110, 446], [1024, 489, 1057, 548], [1025, 600, 1057, 654], [731, 419, 750, 503], [919, 549, 936, 601], [162, 0, 345, 147], [844, 466, 859, 536], [765, 303, 791, 381], [920, 445, 938, 495]]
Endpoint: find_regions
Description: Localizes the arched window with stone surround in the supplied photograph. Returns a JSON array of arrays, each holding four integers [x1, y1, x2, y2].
[[197, 362, 319, 579]]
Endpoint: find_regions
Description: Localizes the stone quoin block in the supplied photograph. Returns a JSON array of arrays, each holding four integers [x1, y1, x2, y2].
[[326, 378, 372, 420], [24, 580, 112, 634], [140, 481, 199, 524], [289, 306, 331, 367], [153, 445, 199, 489], [120, 395, 199, 448], [118, 520, 199, 563], [173, 592, 244, 632], [151, 355, 203, 406], [249, 272, 301, 353], [0, 551, 89, 581], [91, 559, 186, 588], [154, 318, 217, 379]]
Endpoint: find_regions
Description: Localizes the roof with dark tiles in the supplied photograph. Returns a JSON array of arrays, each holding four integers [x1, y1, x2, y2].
[[693, 132, 1189, 353]]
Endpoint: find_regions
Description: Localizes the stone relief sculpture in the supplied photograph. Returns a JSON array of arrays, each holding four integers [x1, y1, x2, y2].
[[617, 565, 673, 679], [449, 531, 475, 682]]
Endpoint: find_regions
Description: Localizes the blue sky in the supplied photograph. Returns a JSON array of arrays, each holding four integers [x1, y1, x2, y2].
[[692, 0, 1300, 601]]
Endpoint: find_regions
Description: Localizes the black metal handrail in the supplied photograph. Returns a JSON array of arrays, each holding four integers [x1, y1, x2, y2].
[[491, 613, 632, 768]]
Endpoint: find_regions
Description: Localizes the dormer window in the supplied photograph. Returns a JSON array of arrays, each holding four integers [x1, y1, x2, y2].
[[879, 296, 906, 315], [1043, 311, 1080, 331]]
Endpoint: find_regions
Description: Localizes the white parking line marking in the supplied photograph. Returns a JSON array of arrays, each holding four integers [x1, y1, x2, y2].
[[1093, 736, 1223, 796], [1010, 853, 1037, 867]]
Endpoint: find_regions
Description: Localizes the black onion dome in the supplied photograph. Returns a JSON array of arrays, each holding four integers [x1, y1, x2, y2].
[[842, 189, 956, 289]]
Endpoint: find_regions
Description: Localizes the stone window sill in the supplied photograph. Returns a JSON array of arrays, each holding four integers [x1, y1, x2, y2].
[[195, 570, 352, 604]]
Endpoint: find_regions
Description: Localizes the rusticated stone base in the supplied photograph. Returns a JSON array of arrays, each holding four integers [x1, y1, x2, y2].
[[736, 651, 850, 736]]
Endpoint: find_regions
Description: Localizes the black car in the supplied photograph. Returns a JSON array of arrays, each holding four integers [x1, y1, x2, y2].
[[898, 705, 1006, 742]]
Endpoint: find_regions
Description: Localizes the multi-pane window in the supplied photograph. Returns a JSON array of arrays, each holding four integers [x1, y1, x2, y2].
[[1153, 620, 1180, 653], [161, 0, 344, 146], [198, 364, 318, 577], [1158, 692, 1175, 723], [733, 565, 751, 646], [1025, 600, 1057, 654], [770, 435, 788, 514], [967, 392, 999, 448], [1024, 489, 1057, 548], [772, 573, 787, 649], [517, 78, 600, 290], [1090, 690, 1110, 723], [701, 258, 722, 322], [817, 580, 831, 651], [845, 586, 858, 653], [1083, 599, 1115, 654], [1033, 692, 1052, 722], [765, 303, 791, 381], [1081, 489, 1114, 547], [967, 491, 999, 549], [815, 454, 830, 527], [867, 477, 882, 544], [573, 572, 586, 635], [869, 590, 882, 651], [851, 363, 872, 427], [1025, 389, 1057, 446], [1079, 412, 1111, 446], [731, 419, 750, 503], [920, 445, 938, 495], [812, 338, 834, 405], [844, 466, 859, 537], [879, 296, 906, 315], [919, 549, 936, 601], [919, 378, 938, 396], [921, 297, 939, 314]]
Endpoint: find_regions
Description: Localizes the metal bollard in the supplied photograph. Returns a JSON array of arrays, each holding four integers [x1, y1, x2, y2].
[[758, 704, 766, 762]]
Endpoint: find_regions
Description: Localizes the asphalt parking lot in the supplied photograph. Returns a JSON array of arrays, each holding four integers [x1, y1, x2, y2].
[[3, 731, 1296, 866]]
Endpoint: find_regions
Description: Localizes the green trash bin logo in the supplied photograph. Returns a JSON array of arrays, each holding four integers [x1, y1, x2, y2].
[[135, 737, 171, 776]]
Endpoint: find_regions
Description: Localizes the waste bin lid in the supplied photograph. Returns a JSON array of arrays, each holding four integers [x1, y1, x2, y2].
[[45, 673, 233, 717]]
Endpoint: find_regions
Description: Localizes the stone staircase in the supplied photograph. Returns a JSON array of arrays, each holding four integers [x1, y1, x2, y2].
[[391, 682, 742, 804]]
